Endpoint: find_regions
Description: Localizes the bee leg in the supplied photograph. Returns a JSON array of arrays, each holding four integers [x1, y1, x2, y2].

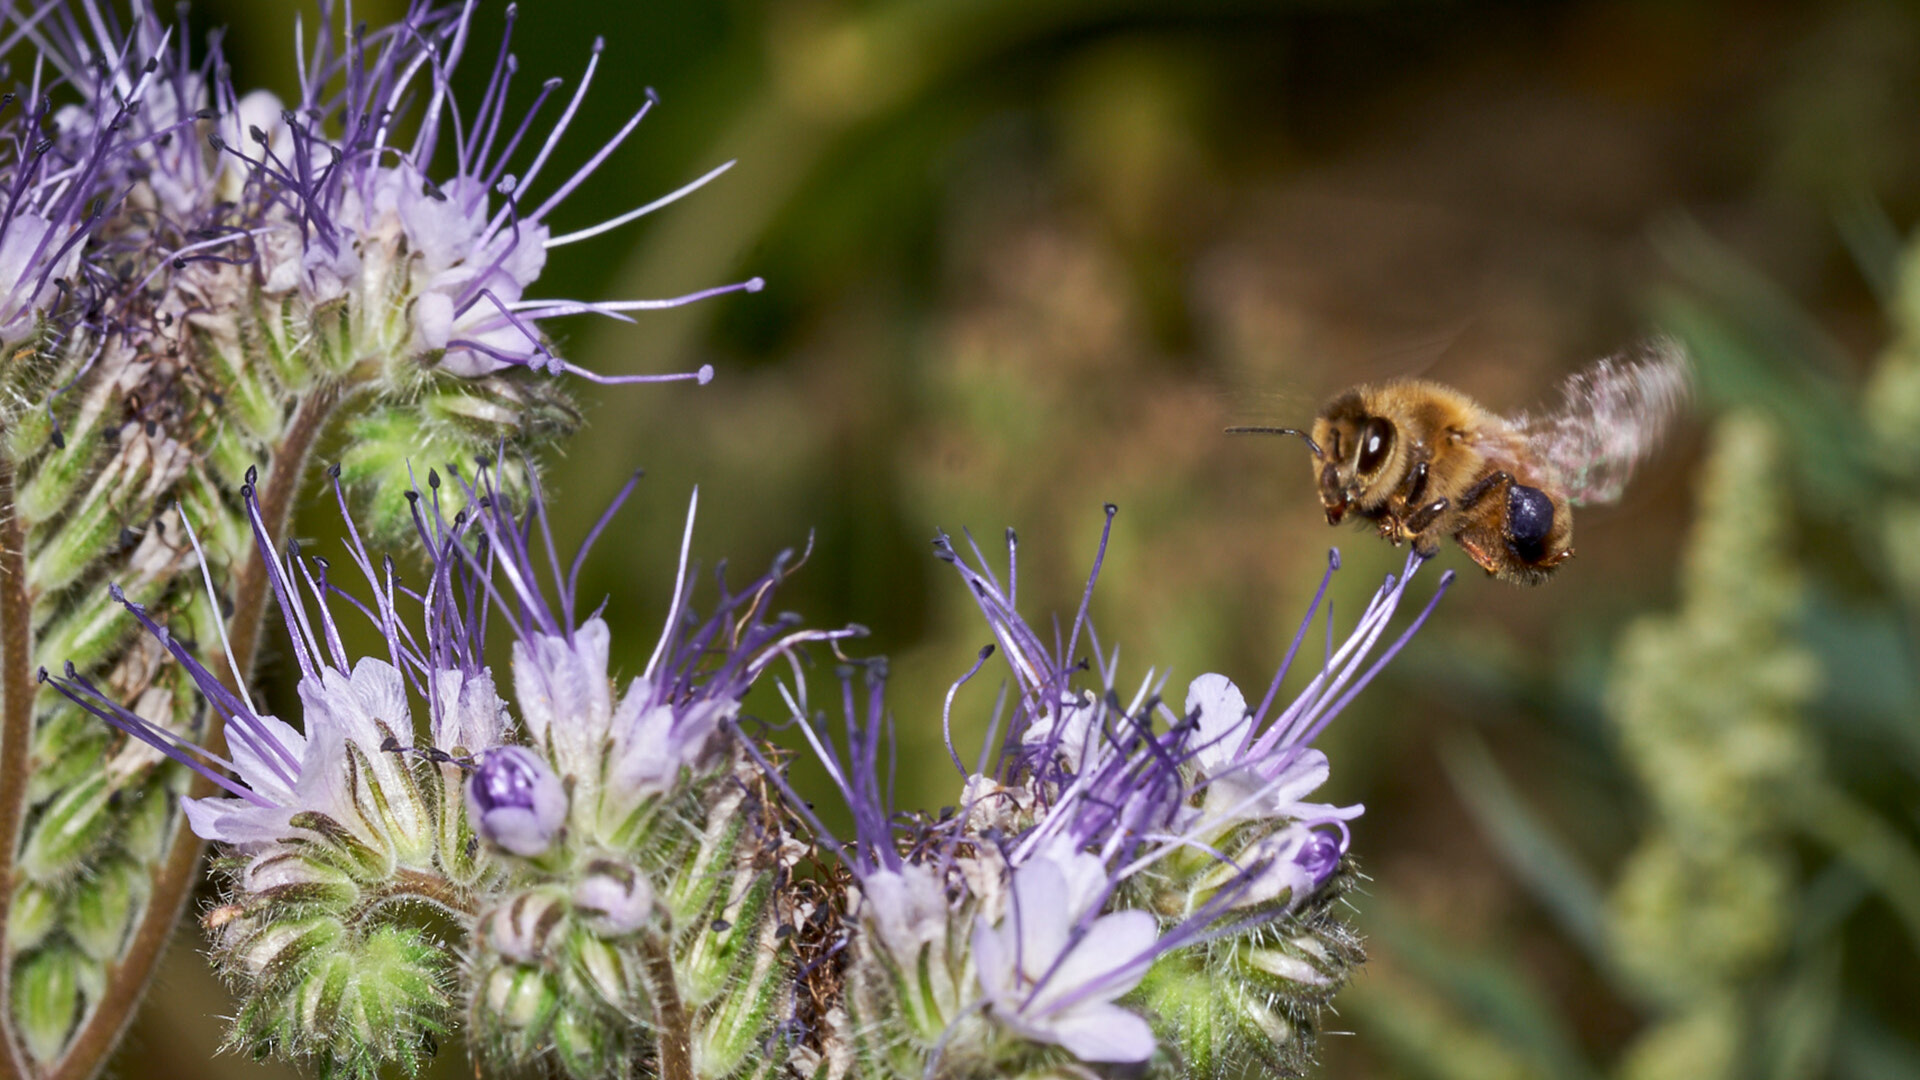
[[1404, 497, 1449, 558], [1401, 459, 1430, 506], [1456, 469, 1515, 512], [1404, 496, 1449, 534]]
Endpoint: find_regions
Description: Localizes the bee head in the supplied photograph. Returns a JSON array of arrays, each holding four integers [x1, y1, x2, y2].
[[1312, 397, 1399, 525], [1226, 410, 1395, 524]]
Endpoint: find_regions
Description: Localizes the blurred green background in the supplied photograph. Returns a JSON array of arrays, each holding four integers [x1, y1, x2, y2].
[[122, 0, 1920, 1076]]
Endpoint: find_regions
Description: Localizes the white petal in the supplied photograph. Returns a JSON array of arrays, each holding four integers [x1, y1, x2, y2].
[[1010, 857, 1071, 975], [1262, 748, 1331, 807], [1049, 1002, 1158, 1063], [971, 918, 1014, 1000], [1043, 910, 1158, 1002], [1186, 673, 1249, 774]]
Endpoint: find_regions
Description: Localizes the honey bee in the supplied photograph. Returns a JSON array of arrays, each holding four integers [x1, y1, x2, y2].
[[1230, 339, 1689, 584]]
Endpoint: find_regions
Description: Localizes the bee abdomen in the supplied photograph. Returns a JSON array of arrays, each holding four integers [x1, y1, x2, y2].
[[1506, 484, 1555, 563]]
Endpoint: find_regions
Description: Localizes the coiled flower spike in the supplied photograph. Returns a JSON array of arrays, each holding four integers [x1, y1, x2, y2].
[[47, 459, 861, 1080], [756, 506, 1452, 1078]]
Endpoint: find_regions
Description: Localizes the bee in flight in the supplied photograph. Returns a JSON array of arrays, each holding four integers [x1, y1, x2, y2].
[[1230, 339, 1689, 584]]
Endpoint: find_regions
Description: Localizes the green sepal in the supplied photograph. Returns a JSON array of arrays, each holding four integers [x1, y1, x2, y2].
[[667, 784, 747, 926], [18, 772, 113, 883], [433, 763, 485, 887], [119, 764, 184, 865], [693, 890, 792, 1079], [25, 453, 151, 595], [682, 868, 771, 1006], [287, 810, 394, 882], [1134, 867, 1365, 1080], [26, 706, 109, 807], [12, 415, 105, 525], [567, 927, 640, 1012], [474, 962, 562, 1050], [8, 881, 59, 953], [226, 922, 450, 1080], [549, 1001, 640, 1080], [68, 856, 151, 962], [225, 914, 347, 994], [12, 944, 99, 1064], [237, 850, 364, 915]]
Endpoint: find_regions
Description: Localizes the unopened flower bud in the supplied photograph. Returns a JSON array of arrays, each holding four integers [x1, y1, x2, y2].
[[572, 862, 655, 937], [482, 890, 570, 964], [1293, 829, 1343, 891], [466, 747, 568, 857]]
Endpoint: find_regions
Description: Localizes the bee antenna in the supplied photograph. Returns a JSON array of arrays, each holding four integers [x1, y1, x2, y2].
[[1225, 426, 1322, 458]]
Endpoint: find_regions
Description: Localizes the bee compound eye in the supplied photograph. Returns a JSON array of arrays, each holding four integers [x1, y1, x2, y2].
[[1356, 418, 1395, 476]]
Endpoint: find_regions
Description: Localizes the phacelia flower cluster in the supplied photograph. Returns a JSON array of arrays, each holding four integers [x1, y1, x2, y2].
[[11, 0, 758, 534], [0, 5, 760, 1059], [49, 464, 849, 1079], [762, 509, 1452, 1078]]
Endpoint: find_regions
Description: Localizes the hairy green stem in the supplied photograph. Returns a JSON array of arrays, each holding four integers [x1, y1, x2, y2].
[[639, 933, 693, 1080], [47, 386, 341, 1080], [0, 450, 37, 1080]]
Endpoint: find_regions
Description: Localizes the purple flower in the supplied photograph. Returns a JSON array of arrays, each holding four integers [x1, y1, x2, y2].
[[23, 0, 757, 385], [43, 469, 496, 865], [45, 458, 823, 863], [462, 471, 853, 842], [943, 517, 1448, 899], [467, 746, 567, 857], [0, 16, 168, 357], [770, 506, 1451, 1067]]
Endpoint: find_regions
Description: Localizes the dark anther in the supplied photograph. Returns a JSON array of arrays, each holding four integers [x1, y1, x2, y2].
[[248, 124, 266, 144], [327, 462, 341, 479], [711, 919, 732, 933], [405, 490, 420, 504], [428, 469, 440, 489], [194, 108, 216, 120], [245, 465, 257, 485], [774, 924, 794, 940], [380, 736, 401, 753]]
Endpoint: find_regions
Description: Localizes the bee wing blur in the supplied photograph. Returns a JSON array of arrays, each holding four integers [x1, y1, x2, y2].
[[1507, 338, 1691, 506]]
